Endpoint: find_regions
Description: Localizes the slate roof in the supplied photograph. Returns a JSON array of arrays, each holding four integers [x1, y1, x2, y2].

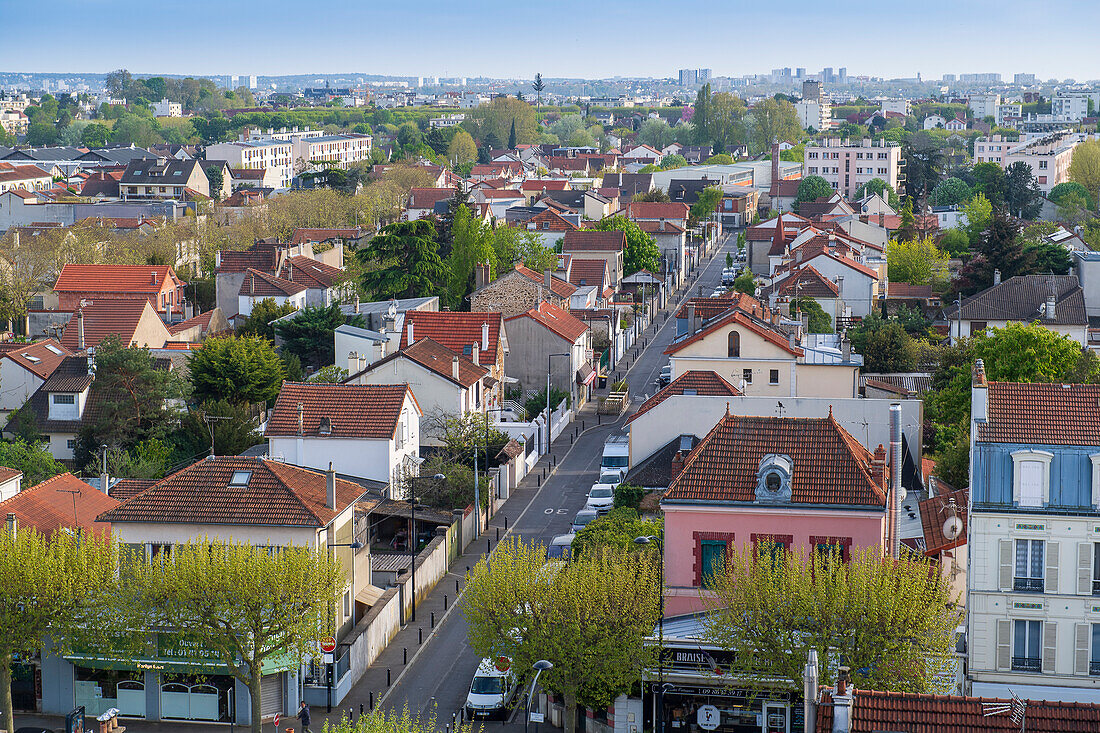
[[506, 301, 589, 343], [627, 371, 741, 424], [664, 412, 887, 507], [97, 457, 368, 527], [59, 299, 158, 350], [815, 688, 1100, 732], [562, 230, 626, 252], [54, 264, 182, 294], [119, 158, 199, 184], [6, 357, 96, 434], [0, 339, 72, 380], [0, 473, 118, 538], [977, 381, 1100, 445], [601, 172, 653, 197], [400, 311, 504, 367], [266, 382, 413, 440], [945, 274, 1087, 325]]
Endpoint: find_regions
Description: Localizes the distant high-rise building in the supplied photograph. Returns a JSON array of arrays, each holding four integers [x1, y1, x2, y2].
[[1014, 73, 1037, 85], [679, 69, 697, 86], [697, 68, 711, 82], [942, 74, 957, 84], [796, 67, 806, 79], [822, 67, 835, 84], [248, 75, 257, 90], [802, 80, 822, 102], [230, 75, 239, 89], [839, 67, 848, 84], [960, 73, 1002, 84]]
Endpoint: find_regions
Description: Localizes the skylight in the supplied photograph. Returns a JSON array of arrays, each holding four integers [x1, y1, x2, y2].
[[44, 345, 63, 355], [229, 470, 252, 486], [20, 352, 40, 363]]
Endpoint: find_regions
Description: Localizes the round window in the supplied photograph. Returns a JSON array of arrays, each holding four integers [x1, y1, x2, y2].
[[765, 471, 782, 492]]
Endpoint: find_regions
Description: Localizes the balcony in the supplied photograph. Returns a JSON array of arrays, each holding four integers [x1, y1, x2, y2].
[[1091, 661, 1100, 676], [1014, 577, 1044, 593], [1092, 579, 1100, 596], [1012, 656, 1041, 673]]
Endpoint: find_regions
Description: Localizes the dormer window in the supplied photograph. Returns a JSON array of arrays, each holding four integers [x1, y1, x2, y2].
[[319, 417, 332, 435], [755, 454, 793, 504], [1011, 450, 1053, 508]]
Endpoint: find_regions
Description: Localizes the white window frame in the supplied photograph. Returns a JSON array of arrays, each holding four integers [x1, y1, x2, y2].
[[1090, 453, 1100, 509], [1011, 450, 1053, 507]]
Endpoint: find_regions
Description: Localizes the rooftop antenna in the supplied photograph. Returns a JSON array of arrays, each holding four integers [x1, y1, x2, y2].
[[55, 484, 82, 529], [200, 411, 232, 458]]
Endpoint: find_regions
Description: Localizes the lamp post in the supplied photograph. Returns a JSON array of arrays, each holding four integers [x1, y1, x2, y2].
[[545, 353, 570, 454], [409, 474, 445, 623], [635, 535, 665, 733], [326, 539, 363, 712], [477, 407, 506, 522], [525, 659, 554, 733]]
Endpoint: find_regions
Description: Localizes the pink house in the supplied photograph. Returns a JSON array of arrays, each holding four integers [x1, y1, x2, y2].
[[661, 410, 891, 616]]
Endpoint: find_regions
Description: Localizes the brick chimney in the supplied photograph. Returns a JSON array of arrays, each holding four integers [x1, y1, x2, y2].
[[871, 444, 888, 492], [670, 450, 685, 480], [475, 262, 491, 290]]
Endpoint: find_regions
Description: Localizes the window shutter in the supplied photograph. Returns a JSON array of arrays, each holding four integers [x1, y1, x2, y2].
[[1076, 623, 1091, 676], [996, 620, 1011, 671], [1080, 543, 1094, 596], [1046, 542, 1059, 593], [1043, 621, 1057, 673], [999, 539, 1014, 591]]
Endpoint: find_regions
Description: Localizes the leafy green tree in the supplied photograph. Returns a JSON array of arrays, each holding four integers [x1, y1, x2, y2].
[[1004, 161, 1042, 219], [962, 191, 993, 243], [109, 113, 160, 147], [789, 297, 833, 333], [637, 118, 675, 149], [431, 411, 511, 467], [469, 97, 537, 147], [524, 386, 570, 418], [25, 122, 59, 146], [204, 164, 224, 202], [938, 228, 970, 257], [572, 508, 662, 558], [970, 162, 1006, 207], [1070, 138, 1100, 198], [445, 204, 496, 309], [702, 543, 961, 693], [747, 97, 802, 154], [396, 122, 422, 149], [0, 530, 118, 733], [689, 187, 723, 226], [1056, 192, 1094, 228], [463, 538, 660, 733], [188, 335, 285, 405], [888, 237, 949, 286], [173, 399, 262, 460], [895, 198, 917, 242], [0, 439, 65, 489], [793, 175, 831, 211], [356, 219, 448, 300], [855, 178, 900, 209], [733, 268, 756, 295], [954, 211, 1033, 297], [612, 483, 647, 510], [273, 303, 355, 370], [507, 119, 517, 149], [848, 312, 918, 372], [308, 365, 350, 383], [706, 153, 734, 164], [706, 92, 748, 151], [1049, 181, 1093, 208], [447, 129, 477, 168], [121, 540, 340, 733], [692, 84, 712, 145], [901, 132, 946, 201], [235, 298, 297, 340], [659, 154, 688, 170], [593, 216, 660, 275], [929, 177, 972, 207]]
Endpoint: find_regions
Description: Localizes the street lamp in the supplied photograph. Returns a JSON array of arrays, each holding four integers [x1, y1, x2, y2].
[[409, 473, 445, 623], [635, 535, 666, 733], [326, 539, 363, 711], [474, 407, 507, 537], [545, 353, 570, 454], [525, 659, 554, 733]]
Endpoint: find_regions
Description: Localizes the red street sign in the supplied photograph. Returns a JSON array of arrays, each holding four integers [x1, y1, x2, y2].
[[320, 636, 337, 653], [273, 713, 280, 728]]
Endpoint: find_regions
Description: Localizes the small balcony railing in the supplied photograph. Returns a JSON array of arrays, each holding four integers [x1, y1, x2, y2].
[[1090, 661, 1100, 676], [1014, 577, 1044, 593], [1012, 656, 1041, 673]]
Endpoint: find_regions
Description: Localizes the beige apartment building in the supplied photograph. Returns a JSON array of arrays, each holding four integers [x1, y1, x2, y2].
[[804, 138, 903, 199]]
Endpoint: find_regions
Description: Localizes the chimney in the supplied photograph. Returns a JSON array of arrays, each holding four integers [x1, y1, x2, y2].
[[297, 402, 304, 435], [407, 321, 414, 344], [831, 668, 853, 733], [841, 337, 851, 362], [475, 263, 491, 289], [100, 445, 110, 495], [871, 444, 888, 500], [354, 294, 360, 314], [86, 347, 95, 377], [77, 308, 85, 350], [151, 271, 157, 285], [471, 343, 480, 366], [5, 513, 15, 537], [544, 269, 552, 294], [993, 268, 1002, 285], [670, 450, 685, 480], [803, 650, 819, 733], [972, 358, 989, 425], [287, 262, 293, 281], [250, 272, 255, 295], [482, 321, 489, 352], [1045, 293, 1057, 320], [890, 403, 903, 559], [452, 355, 460, 380], [877, 211, 884, 228], [326, 461, 337, 510]]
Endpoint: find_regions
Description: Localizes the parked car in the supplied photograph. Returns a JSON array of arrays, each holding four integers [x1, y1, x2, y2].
[[585, 484, 616, 513], [721, 268, 736, 285], [546, 533, 575, 561], [598, 468, 624, 486], [657, 364, 672, 387], [465, 658, 519, 720], [571, 509, 600, 533]]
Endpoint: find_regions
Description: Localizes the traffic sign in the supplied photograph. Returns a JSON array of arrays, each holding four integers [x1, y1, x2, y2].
[[320, 636, 337, 653], [529, 712, 545, 723], [697, 705, 720, 731], [273, 713, 280, 729]]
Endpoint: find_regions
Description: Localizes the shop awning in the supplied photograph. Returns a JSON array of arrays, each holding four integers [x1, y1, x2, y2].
[[576, 364, 596, 386]]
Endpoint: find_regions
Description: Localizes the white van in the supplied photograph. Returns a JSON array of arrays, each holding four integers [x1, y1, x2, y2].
[[465, 658, 518, 720]]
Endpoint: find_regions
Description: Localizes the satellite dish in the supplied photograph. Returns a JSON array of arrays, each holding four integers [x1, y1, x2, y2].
[[387, 300, 398, 319], [942, 516, 964, 541], [897, 487, 907, 503]]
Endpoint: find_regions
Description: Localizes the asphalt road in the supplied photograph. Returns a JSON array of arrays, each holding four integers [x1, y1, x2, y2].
[[380, 230, 737, 722]]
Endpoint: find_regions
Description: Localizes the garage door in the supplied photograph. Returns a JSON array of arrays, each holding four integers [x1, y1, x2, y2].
[[260, 673, 283, 718]]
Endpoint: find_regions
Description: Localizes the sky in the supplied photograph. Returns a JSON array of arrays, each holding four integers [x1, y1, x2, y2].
[[2, 0, 1099, 81]]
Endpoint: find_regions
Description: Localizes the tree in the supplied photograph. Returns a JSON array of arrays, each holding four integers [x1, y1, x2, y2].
[[507, 119, 517, 149], [0, 530, 118, 733], [690, 187, 724, 227], [1049, 181, 1094, 208], [396, 122, 422, 149], [122, 540, 340, 733], [445, 204, 496, 309], [309, 365, 350, 383], [901, 132, 946, 201], [1070, 139, 1100, 198], [273, 303, 354, 370], [962, 191, 993, 242], [929, 177, 972, 207], [848, 312, 918, 373], [895, 198, 917, 242], [188, 335, 285, 405], [733, 268, 756, 295], [659, 154, 688, 170], [470, 97, 537, 147], [789, 297, 833, 333], [463, 538, 660, 733], [1056, 192, 1094, 228], [938, 228, 970, 257], [402, 456, 482, 511], [855, 178, 900, 209], [970, 162, 1006, 207], [954, 211, 1033, 297], [532, 73, 545, 113], [692, 84, 712, 145], [571, 508, 662, 558], [701, 543, 960, 693], [793, 175, 831, 211], [173, 399, 262, 459], [593, 216, 660, 276], [1004, 161, 1042, 219], [633, 189, 672, 203], [888, 237, 949, 286], [706, 92, 747, 151], [637, 118, 674, 150], [356, 219, 448, 300], [322, 708, 476, 733], [204, 164, 225, 202], [0, 227, 61, 332], [25, 122, 59, 146], [235, 298, 298, 340], [747, 98, 802, 155], [447, 129, 477, 168], [0, 439, 65, 489]]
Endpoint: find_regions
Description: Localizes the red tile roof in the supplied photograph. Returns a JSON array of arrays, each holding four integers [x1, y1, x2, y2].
[[919, 486, 968, 556], [407, 187, 454, 210], [166, 309, 221, 336], [764, 265, 840, 298], [635, 220, 686, 234], [215, 244, 279, 274], [97, 457, 367, 527], [674, 293, 771, 322], [59, 299, 161, 350], [0, 473, 118, 538], [506, 301, 589, 343], [627, 370, 741, 424], [567, 258, 610, 291], [815, 688, 1100, 732], [238, 268, 308, 297], [665, 308, 801, 357], [665, 412, 887, 507], [888, 282, 935, 299], [266, 382, 414, 440], [400, 311, 504, 367], [513, 264, 577, 298], [367, 337, 488, 388], [108, 478, 158, 502], [523, 208, 579, 232], [0, 339, 73, 380], [0, 164, 51, 184], [562, 230, 626, 252], [479, 188, 525, 199], [53, 264, 183, 294], [520, 179, 571, 192], [285, 256, 345, 289], [978, 381, 1100, 445], [625, 202, 691, 221]]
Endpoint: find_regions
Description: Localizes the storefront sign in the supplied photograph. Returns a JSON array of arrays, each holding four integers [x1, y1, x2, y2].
[[157, 633, 223, 666], [696, 705, 720, 730]]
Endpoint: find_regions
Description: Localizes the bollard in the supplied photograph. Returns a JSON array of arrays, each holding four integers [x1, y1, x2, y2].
[[570, 433, 574, 445], [496, 526, 500, 540], [387, 668, 391, 686], [418, 627, 423, 645], [403, 647, 407, 664], [444, 594, 449, 610], [361, 704, 365, 718], [431, 611, 435, 628], [582, 420, 585, 430], [487, 539, 492, 553], [537, 473, 541, 487], [369, 694, 373, 712], [456, 578, 460, 592]]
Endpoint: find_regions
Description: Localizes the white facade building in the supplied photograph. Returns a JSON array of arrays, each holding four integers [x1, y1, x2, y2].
[[803, 138, 904, 199]]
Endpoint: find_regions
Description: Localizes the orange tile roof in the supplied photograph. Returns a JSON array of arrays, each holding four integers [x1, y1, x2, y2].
[[520, 179, 571, 192], [0, 473, 118, 538], [59, 299, 159, 350], [97, 456, 367, 527], [479, 189, 525, 199], [0, 338, 73, 380], [627, 370, 741, 424], [562, 230, 626, 252], [53, 264, 183, 294], [625, 202, 691, 221], [400, 311, 504, 367], [764, 265, 840, 298], [367, 337, 488, 388], [674, 293, 770, 322], [978, 381, 1100, 445], [665, 412, 887, 507], [665, 309, 801, 357], [506, 301, 589, 343], [266, 382, 413, 440], [635, 220, 686, 234], [523, 208, 579, 232], [919, 486, 968, 556], [513, 264, 577, 298], [238, 268, 308, 297], [567, 258, 610, 290], [407, 187, 454, 210], [285, 256, 345, 289]]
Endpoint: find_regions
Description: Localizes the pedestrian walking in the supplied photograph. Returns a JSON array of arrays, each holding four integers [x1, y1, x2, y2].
[[298, 700, 312, 733]]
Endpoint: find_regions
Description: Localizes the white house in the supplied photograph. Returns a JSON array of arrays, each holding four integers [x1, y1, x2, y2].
[[945, 274, 1088, 345], [923, 114, 947, 130], [0, 338, 72, 419], [237, 268, 307, 318]]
